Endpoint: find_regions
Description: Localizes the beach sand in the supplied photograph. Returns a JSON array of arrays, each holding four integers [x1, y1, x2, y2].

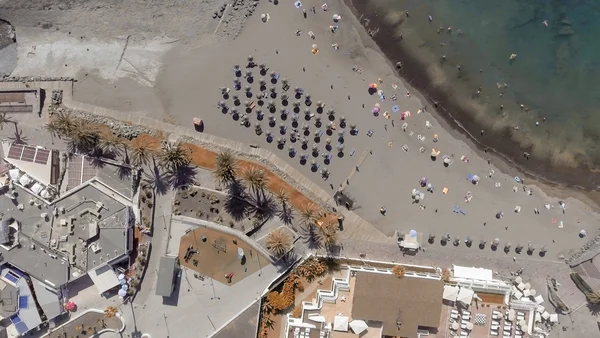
[[1, 0, 599, 334], [144, 0, 599, 261], [1, 0, 598, 263]]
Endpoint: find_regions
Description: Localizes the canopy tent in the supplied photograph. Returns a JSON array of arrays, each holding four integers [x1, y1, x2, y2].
[[88, 265, 121, 295], [308, 316, 326, 323], [333, 316, 349, 332], [349, 319, 368, 334], [8, 168, 20, 180], [453, 265, 493, 281], [515, 276, 523, 284], [443, 285, 459, 302], [457, 288, 474, 306], [31, 183, 43, 195], [19, 174, 32, 186], [549, 314, 559, 322]]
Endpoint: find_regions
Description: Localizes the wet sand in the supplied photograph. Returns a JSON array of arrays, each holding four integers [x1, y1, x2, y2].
[[345, 0, 600, 198]]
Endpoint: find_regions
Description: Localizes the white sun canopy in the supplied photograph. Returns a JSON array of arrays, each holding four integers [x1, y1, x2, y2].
[[333, 316, 349, 332], [453, 265, 493, 281], [457, 287, 474, 306], [350, 319, 368, 335], [443, 285, 459, 302]]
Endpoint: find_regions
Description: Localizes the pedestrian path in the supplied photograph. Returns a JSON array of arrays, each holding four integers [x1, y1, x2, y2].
[[0, 81, 392, 244]]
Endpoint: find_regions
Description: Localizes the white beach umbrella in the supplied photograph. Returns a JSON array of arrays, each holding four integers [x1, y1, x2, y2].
[[118, 288, 127, 297], [519, 319, 526, 327], [524, 282, 531, 290], [118, 273, 125, 280], [521, 324, 528, 332], [515, 276, 522, 284], [451, 322, 459, 330], [530, 288, 537, 296], [349, 320, 368, 334], [466, 322, 473, 330]]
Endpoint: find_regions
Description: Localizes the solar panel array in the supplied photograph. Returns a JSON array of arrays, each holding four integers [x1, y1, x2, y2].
[[6, 144, 50, 165]]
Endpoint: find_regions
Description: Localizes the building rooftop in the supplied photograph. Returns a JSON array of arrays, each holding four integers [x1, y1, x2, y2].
[[156, 256, 177, 297], [0, 181, 132, 289], [351, 271, 444, 338]]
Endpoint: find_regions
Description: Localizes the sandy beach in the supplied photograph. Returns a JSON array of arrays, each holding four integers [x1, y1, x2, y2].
[[1, 0, 599, 260], [1, 1, 600, 334]]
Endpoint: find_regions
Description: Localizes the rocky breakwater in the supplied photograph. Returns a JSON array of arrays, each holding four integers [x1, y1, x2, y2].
[[66, 108, 158, 140]]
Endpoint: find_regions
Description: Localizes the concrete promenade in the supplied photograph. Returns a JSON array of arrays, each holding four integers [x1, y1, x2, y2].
[[0, 80, 392, 244]]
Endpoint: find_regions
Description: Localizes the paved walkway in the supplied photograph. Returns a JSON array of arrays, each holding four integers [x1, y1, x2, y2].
[[0, 80, 392, 244]]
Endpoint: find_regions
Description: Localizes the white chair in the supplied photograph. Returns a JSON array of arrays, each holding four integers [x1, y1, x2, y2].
[[451, 313, 459, 320], [463, 311, 471, 316], [492, 314, 500, 320], [490, 330, 499, 336], [460, 332, 468, 337], [491, 320, 500, 325]]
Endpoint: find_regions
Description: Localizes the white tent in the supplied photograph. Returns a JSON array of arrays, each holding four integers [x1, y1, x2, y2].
[[453, 265, 493, 281], [333, 316, 349, 332], [549, 314, 559, 323], [541, 311, 550, 320], [457, 288, 474, 306], [31, 183, 43, 195], [19, 174, 32, 186], [534, 295, 544, 304], [349, 319, 368, 335], [308, 316, 326, 323], [8, 169, 20, 180], [443, 285, 459, 302], [515, 276, 522, 284]]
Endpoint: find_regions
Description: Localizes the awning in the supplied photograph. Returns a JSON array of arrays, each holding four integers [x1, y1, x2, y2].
[[443, 285, 459, 302], [457, 287, 474, 306], [453, 265, 493, 281], [349, 319, 368, 334], [88, 265, 120, 295], [333, 315, 349, 332]]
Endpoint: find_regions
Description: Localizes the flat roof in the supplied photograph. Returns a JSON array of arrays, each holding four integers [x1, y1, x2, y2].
[[0, 182, 131, 288], [453, 265, 493, 281], [31, 278, 62, 320], [352, 272, 443, 338], [156, 256, 177, 297]]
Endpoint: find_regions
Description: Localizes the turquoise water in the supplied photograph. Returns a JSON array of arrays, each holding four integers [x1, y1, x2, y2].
[[365, 0, 600, 170]]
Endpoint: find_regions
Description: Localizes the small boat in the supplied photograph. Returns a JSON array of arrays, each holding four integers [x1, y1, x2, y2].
[[510, 53, 517, 60]]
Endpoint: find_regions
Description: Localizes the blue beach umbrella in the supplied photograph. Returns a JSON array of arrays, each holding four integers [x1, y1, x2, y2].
[[392, 105, 400, 113]]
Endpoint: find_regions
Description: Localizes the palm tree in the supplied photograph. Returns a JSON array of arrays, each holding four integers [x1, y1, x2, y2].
[[586, 290, 600, 304], [104, 306, 118, 318], [0, 113, 13, 130], [266, 228, 293, 257], [214, 150, 238, 186], [299, 203, 319, 227], [158, 141, 190, 172], [275, 189, 294, 225], [45, 122, 60, 144], [54, 111, 76, 136], [318, 221, 337, 249], [130, 143, 153, 168], [67, 120, 100, 153], [442, 269, 451, 282], [241, 166, 268, 196], [393, 265, 406, 278], [98, 133, 124, 158]]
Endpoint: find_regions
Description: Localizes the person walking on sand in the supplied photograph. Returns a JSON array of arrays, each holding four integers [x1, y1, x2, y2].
[[303, 9, 307, 18]]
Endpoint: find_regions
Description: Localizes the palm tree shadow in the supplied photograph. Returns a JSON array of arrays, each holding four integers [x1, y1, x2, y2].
[[248, 191, 277, 222], [114, 162, 132, 181], [587, 302, 600, 316], [300, 224, 323, 250], [9, 126, 28, 144], [143, 163, 169, 196], [278, 206, 295, 225], [167, 164, 198, 189], [225, 180, 250, 221], [87, 148, 106, 169]]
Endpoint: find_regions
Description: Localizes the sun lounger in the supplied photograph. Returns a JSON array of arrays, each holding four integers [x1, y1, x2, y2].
[[490, 330, 498, 336], [461, 323, 467, 330], [419, 147, 425, 153], [349, 149, 356, 156], [463, 311, 471, 316], [517, 312, 525, 316], [490, 325, 499, 331], [402, 144, 409, 152], [367, 129, 374, 137], [450, 313, 459, 320], [462, 315, 471, 321], [491, 320, 500, 326], [451, 309, 459, 314], [460, 331, 468, 336]]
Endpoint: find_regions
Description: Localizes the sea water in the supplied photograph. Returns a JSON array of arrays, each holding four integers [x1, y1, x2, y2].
[[357, 0, 600, 174]]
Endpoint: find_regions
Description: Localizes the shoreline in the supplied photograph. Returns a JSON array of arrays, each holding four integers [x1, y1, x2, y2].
[[343, 0, 600, 207]]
